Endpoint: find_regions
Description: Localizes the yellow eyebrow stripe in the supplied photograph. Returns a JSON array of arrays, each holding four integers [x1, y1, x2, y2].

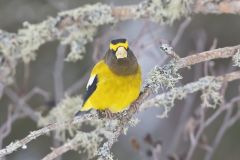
[[110, 42, 128, 51]]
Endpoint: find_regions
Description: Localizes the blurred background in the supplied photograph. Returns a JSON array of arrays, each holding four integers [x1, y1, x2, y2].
[[0, 0, 240, 160]]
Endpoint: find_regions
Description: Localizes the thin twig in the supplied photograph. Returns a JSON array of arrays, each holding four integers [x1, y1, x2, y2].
[[22, 87, 50, 102], [185, 95, 240, 160], [203, 97, 240, 160], [0, 110, 26, 147]]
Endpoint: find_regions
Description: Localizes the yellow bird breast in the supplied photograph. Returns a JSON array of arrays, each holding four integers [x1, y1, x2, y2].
[[81, 60, 142, 113]]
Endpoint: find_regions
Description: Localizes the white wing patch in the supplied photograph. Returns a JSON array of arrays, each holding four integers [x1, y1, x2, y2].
[[86, 75, 96, 89]]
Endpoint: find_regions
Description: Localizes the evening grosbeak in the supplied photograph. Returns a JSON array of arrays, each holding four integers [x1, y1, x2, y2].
[[80, 38, 142, 113]]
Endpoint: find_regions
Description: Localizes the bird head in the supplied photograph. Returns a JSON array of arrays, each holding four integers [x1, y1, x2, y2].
[[109, 38, 129, 59], [104, 38, 138, 75]]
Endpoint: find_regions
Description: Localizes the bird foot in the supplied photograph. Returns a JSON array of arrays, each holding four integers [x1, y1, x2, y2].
[[98, 109, 115, 119]]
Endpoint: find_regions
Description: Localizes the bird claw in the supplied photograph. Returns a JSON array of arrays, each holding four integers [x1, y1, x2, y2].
[[98, 109, 115, 119]]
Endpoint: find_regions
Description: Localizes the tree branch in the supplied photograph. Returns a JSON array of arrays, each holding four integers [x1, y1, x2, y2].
[[177, 45, 240, 68], [1, 39, 240, 158], [194, 0, 240, 14], [0, 70, 239, 158], [4, 88, 39, 122], [0, 114, 97, 157]]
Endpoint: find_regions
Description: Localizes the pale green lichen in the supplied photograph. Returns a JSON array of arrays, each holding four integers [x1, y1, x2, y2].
[[38, 95, 125, 159], [62, 26, 97, 62], [98, 142, 115, 160], [135, 0, 193, 24], [58, 3, 115, 61], [75, 118, 119, 159], [0, 19, 58, 63], [0, 31, 18, 85], [0, 0, 194, 90], [232, 49, 240, 67], [18, 20, 58, 63], [160, 43, 180, 59], [128, 117, 140, 127], [59, 3, 115, 27], [141, 76, 223, 118], [0, 3, 116, 88], [201, 78, 223, 108], [68, 131, 104, 159], [0, 30, 18, 57], [0, 57, 15, 85], [145, 60, 182, 92], [18, 3, 115, 62], [38, 96, 82, 141]]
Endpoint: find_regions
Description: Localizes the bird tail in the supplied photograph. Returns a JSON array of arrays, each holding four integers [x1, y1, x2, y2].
[[74, 103, 92, 117]]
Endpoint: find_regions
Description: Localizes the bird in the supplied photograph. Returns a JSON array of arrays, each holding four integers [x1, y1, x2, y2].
[[79, 38, 142, 114]]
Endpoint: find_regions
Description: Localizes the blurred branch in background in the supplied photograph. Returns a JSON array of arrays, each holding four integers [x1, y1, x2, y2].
[[0, 0, 240, 160], [4, 88, 40, 122]]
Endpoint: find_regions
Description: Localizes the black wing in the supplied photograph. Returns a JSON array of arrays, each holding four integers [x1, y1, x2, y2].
[[82, 75, 98, 106]]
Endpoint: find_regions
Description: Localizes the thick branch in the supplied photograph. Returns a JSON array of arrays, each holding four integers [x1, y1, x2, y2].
[[112, 0, 240, 19], [194, 0, 240, 14], [177, 45, 240, 68]]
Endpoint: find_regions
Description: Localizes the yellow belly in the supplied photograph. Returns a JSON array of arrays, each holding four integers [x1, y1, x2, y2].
[[82, 61, 141, 113]]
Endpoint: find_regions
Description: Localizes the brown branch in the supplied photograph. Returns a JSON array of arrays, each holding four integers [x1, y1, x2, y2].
[[111, 0, 240, 19], [177, 45, 240, 68], [194, 0, 240, 14], [178, 45, 240, 68]]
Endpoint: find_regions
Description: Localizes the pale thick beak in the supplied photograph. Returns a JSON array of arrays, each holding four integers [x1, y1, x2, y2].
[[115, 47, 127, 59]]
